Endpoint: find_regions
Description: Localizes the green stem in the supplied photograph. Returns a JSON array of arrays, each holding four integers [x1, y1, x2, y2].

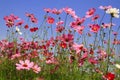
[[51, 24, 53, 37], [34, 13, 48, 40], [63, 14, 68, 33], [93, 33, 98, 50], [106, 16, 112, 73], [97, 12, 106, 48]]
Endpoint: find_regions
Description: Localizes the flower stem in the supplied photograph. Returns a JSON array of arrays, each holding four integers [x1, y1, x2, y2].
[[106, 16, 112, 73]]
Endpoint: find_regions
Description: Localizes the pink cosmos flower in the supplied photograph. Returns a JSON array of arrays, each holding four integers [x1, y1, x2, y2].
[[45, 37, 55, 47], [113, 39, 120, 45], [91, 14, 100, 21], [56, 26, 65, 33], [56, 21, 64, 26], [89, 24, 100, 33], [46, 56, 58, 65], [0, 40, 8, 51], [63, 7, 73, 14], [70, 17, 85, 28], [81, 52, 88, 60], [4, 16, 14, 27], [76, 17, 86, 25], [70, 21, 77, 28], [72, 14, 79, 20], [52, 8, 63, 15], [88, 57, 98, 64], [44, 8, 51, 13], [25, 13, 34, 18], [30, 50, 39, 58], [11, 53, 21, 60], [42, 51, 53, 57], [112, 32, 118, 36], [32, 64, 41, 73], [31, 17, 38, 23], [4, 14, 19, 27], [78, 59, 84, 67], [74, 26, 84, 34], [102, 23, 111, 28], [16, 59, 34, 70], [99, 5, 112, 11], [55, 21, 65, 33], [61, 33, 74, 43], [85, 8, 96, 18], [25, 13, 38, 23], [72, 43, 84, 54], [9, 14, 19, 20], [63, 7, 77, 18], [102, 23, 115, 28], [15, 20, 24, 26], [97, 50, 107, 59], [47, 16, 55, 24]]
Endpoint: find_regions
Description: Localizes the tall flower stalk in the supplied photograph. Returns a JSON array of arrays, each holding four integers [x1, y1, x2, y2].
[[106, 16, 113, 73]]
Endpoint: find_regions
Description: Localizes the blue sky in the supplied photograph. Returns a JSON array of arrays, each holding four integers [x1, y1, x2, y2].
[[0, 0, 120, 40]]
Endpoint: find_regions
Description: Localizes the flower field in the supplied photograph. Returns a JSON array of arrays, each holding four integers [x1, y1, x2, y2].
[[0, 5, 120, 80]]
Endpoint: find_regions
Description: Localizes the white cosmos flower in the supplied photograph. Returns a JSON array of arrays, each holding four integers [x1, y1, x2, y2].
[[106, 8, 119, 18], [115, 64, 120, 69], [16, 27, 22, 35]]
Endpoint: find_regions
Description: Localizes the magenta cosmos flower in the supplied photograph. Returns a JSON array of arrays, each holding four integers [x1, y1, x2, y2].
[[72, 43, 84, 54], [89, 24, 100, 33], [61, 33, 74, 43], [4, 14, 19, 27], [85, 8, 96, 18], [16, 59, 34, 70], [70, 17, 85, 28]]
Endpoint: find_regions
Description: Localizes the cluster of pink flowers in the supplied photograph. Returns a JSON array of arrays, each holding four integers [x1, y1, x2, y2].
[[70, 17, 85, 34], [4, 14, 19, 27], [16, 59, 41, 73], [26, 13, 38, 23], [56, 21, 65, 33], [44, 8, 62, 15], [1, 5, 120, 79], [44, 7, 78, 19]]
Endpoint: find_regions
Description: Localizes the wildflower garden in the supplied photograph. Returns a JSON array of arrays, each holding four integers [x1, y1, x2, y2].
[[0, 5, 120, 80]]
